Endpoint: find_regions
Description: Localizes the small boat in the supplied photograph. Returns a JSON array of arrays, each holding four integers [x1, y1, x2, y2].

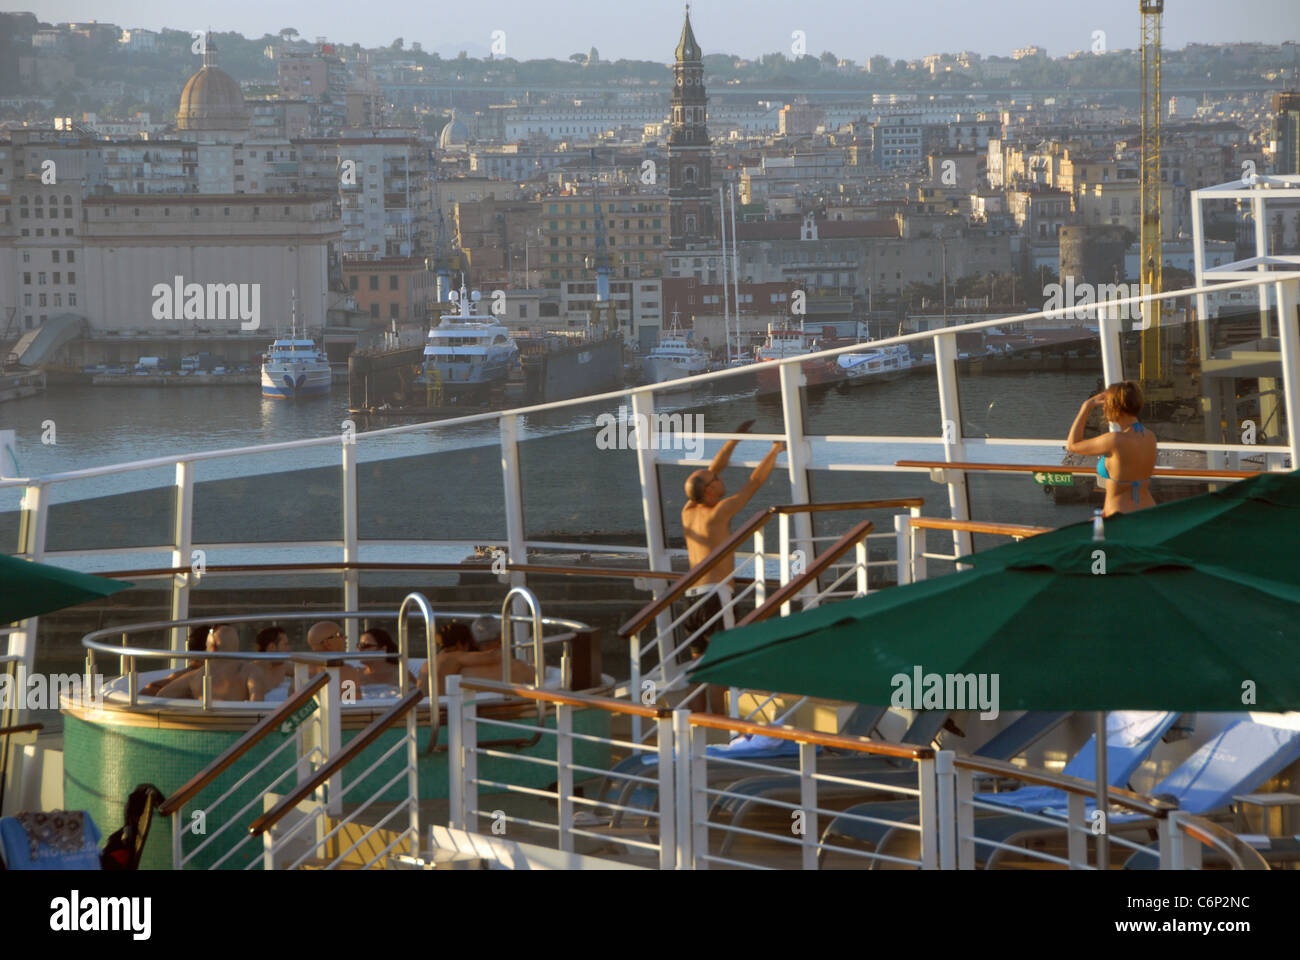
[[417, 279, 518, 401], [754, 323, 837, 391]]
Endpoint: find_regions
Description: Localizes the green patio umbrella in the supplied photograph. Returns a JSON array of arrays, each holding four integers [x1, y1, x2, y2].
[[0, 553, 133, 625], [970, 469, 1300, 582], [691, 540, 1300, 867]]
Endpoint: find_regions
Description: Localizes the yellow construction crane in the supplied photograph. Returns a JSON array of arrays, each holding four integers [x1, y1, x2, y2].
[[1139, 0, 1169, 395]]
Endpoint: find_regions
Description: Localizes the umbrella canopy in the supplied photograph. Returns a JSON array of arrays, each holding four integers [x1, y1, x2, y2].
[[0, 553, 133, 625], [969, 469, 1300, 582], [691, 541, 1300, 713]]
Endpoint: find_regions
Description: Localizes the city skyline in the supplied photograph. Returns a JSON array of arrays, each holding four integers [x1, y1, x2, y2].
[[20, 0, 1300, 63]]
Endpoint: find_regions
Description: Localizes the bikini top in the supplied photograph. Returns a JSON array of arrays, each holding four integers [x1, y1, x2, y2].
[[1096, 422, 1149, 503]]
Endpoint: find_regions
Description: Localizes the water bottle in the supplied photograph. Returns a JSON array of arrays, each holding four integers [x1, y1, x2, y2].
[[1091, 509, 1105, 542]]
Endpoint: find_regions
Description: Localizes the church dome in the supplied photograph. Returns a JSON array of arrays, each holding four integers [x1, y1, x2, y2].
[[177, 40, 249, 133], [439, 110, 469, 149]]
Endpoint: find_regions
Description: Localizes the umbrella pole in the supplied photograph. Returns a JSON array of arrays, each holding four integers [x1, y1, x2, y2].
[[1095, 711, 1109, 871]]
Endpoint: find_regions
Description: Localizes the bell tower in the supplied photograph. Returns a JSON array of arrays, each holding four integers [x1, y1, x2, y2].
[[667, 5, 714, 249]]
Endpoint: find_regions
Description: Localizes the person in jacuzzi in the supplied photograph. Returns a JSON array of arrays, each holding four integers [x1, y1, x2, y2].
[[157, 624, 254, 701], [305, 621, 368, 699], [140, 623, 209, 696], [417, 619, 533, 697], [247, 625, 294, 702], [358, 627, 417, 689]]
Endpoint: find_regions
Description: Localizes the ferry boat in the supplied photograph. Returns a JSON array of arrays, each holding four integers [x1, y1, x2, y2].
[[260, 301, 331, 399], [3, 173, 1299, 877], [641, 309, 711, 384], [418, 280, 518, 401], [834, 343, 914, 384]]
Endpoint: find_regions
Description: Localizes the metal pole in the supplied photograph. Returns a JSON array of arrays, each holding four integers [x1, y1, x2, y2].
[[1274, 279, 1300, 468], [730, 185, 741, 359], [719, 185, 730, 365], [1095, 711, 1109, 870]]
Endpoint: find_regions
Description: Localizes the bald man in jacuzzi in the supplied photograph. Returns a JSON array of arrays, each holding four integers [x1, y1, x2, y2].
[[157, 624, 253, 701], [305, 620, 368, 701]]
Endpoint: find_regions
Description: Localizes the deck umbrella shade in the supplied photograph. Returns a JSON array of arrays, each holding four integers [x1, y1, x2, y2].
[[0, 553, 133, 625], [967, 469, 1300, 583], [690, 540, 1300, 867]]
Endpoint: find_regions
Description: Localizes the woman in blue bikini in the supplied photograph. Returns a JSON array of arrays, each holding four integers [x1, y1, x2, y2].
[[1065, 380, 1157, 516]]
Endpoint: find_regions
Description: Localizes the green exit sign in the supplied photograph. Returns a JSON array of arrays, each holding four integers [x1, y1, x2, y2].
[[278, 700, 318, 735], [1033, 471, 1074, 486]]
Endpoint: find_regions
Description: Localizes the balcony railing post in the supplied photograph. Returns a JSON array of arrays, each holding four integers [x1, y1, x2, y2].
[[341, 436, 360, 649], [13, 480, 49, 682], [918, 755, 937, 870], [894, 513, 911, 586], [499, 412, 528, 600], [933, 333, 972, 561], [690, 721, 710, 870], [655, 709, 675, 870], [170, 460, 194, 653], [854, 539, 869, 597], [752, 528, 766, 606], [1158, 812, 1176, 870], [171, 807, 184, 869], [955, 764, 974, 870], [936, 749, 955, 870], [322, 666, 343, 817], [447, 675, 465, 831], [1067, 792, 1087, 869], [776, 363, 814, 606], [1098, 303, 1124, 390], [672, 707, 692, 869], [799, 742, 818, 870], [1274, 278, 1300, 468], [556, 701, 574, 853], [629, 392, 675, 680]]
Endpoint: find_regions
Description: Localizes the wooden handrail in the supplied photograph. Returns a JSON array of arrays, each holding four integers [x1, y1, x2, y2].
[[0, 723, 44, 737], [910, 517, 1051, 538], [458, 678, 931, 759], [896, 459, 1262, 480], [618, 498, 925, 640], [736, 520, 875, 628], [685, 712, 934, 760], [458, 678, 671, 720], [248, 687, 424, 837], [158, 673, 329, 816], [952, 754, 1173, 817]]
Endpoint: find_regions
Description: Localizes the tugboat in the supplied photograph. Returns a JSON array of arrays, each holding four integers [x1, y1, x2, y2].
[[641, 308, 711, 384]]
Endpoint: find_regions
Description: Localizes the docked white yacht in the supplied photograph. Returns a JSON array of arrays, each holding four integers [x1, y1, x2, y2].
[[419, 280, 519, 400]]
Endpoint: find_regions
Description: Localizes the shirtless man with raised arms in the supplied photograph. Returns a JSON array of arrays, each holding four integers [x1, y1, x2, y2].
[[680, 421, 785, 713]]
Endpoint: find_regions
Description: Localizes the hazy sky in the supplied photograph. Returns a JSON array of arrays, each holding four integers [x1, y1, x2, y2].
[[22, 0, 1300, 62]]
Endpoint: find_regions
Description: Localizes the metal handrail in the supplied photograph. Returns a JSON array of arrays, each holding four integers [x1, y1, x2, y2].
[[735, 519, 875, 628], [0, 723, 44, 737], [248, 687, 424, 838], [76, 560, 683, 583], [393, 592, 439, 754], [896, 459, 1264, 481], [618, 498, 924, 639], [951, 754, 1173, 818], [1174, 813, 1271, 870], [4, 270, 1292, 490], [158, 673, 329, 816]]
